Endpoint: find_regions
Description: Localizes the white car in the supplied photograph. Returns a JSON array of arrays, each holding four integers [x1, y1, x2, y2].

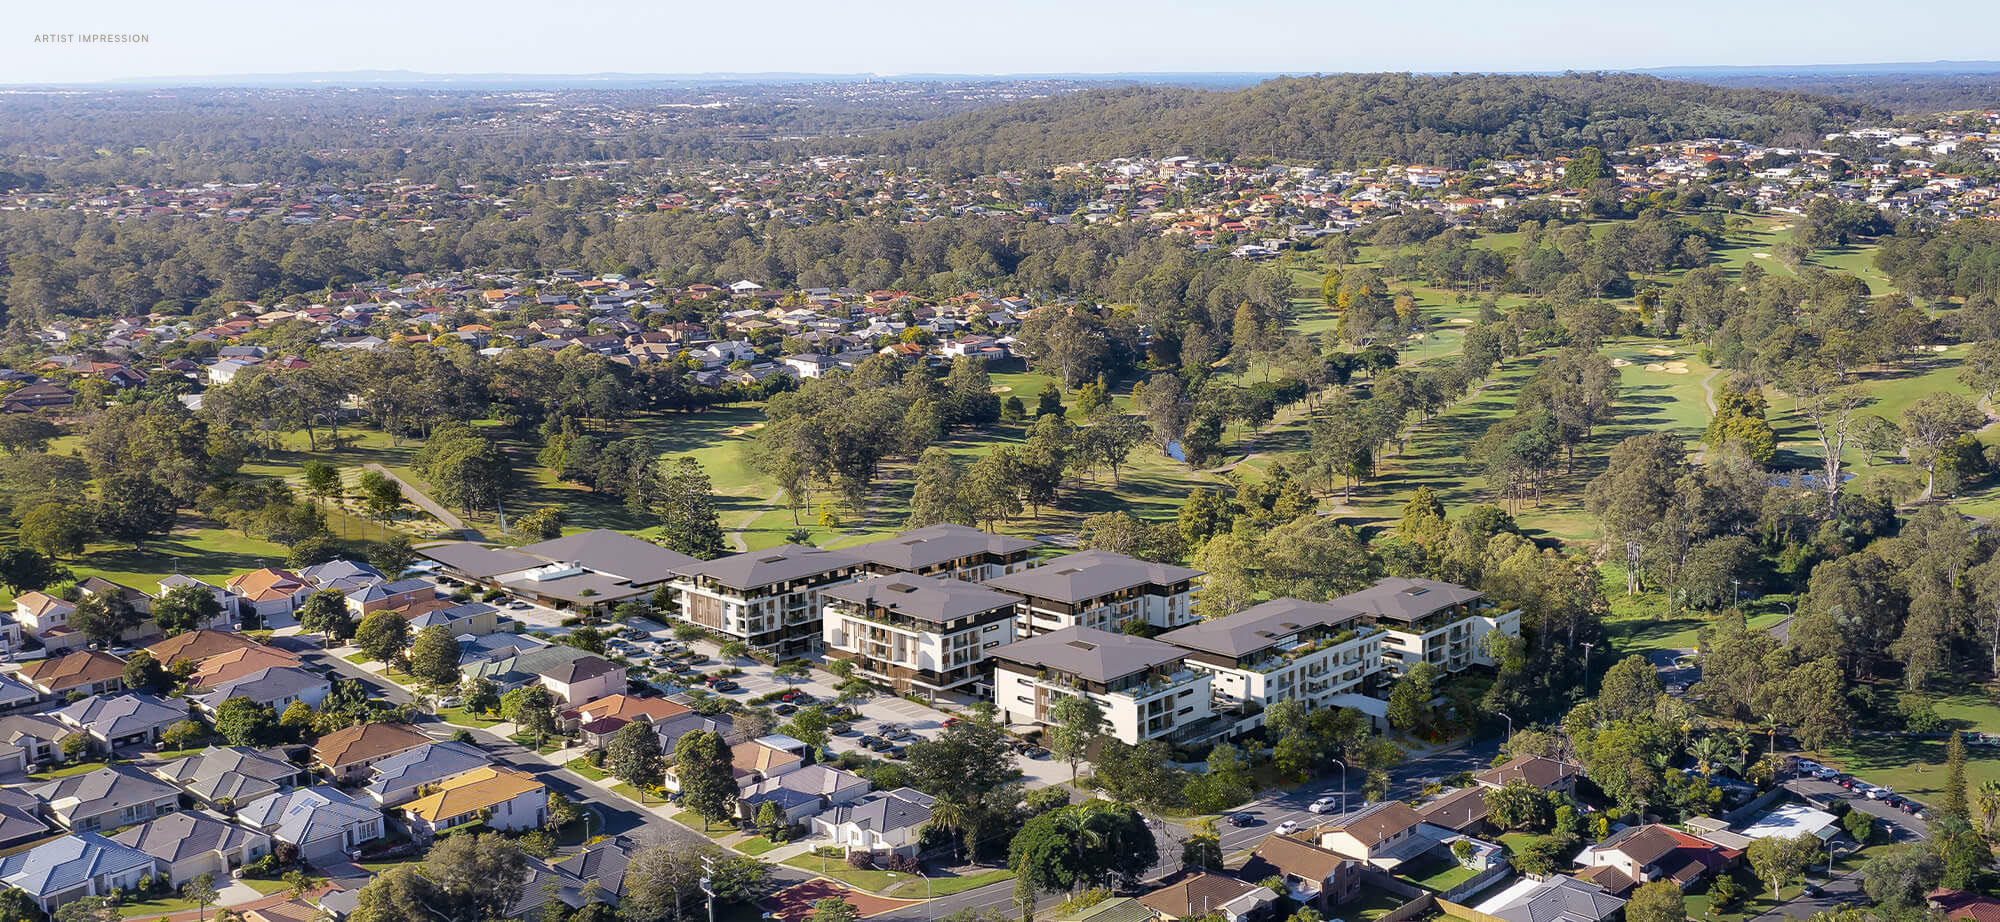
[[1794, 759, 1822, 773], [1867, 786, 1894, 800], [1276, 820, 1300, 836], [1814, 767, 1841, 780], [1309, 796, 1341, 814]]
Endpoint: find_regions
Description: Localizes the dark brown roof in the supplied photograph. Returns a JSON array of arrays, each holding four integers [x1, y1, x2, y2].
[[1325, 801, 1424, 848], [1249, 832, 1350, 882], [1416, 786, 1492, 831], [312, 722, 430, 769], [1136, 873, 1263, 917], [1476, 755, 1583, 790], [147, 630, 262, 667], [1600, 824, 1680, 866], [1575, 865, 1637, 897]]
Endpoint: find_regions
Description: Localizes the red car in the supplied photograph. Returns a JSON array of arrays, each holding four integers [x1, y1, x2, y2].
[[943, 717, 961, 728]]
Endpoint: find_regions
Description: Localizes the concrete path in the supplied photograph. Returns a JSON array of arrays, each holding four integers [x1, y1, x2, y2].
[[361, 462, 480, 540]]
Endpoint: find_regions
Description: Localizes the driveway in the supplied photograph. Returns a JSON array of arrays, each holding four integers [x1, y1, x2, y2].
[[362, 462, 479, 540]]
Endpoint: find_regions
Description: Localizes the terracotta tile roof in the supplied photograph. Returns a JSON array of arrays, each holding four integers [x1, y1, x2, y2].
[[1323, 801, 1424, 848], [1417, 786, 1492, 831], [1933, 888, 2000, 922], [563, 694, 689, 724], [1137, 872, 1265, 918], [192, 646, 304, 687], [1248, 833, 1349, 882], [226, 568, 307, 602], [13, 591, 72, 618], [19, 651, 125, 692], [1576, 865, 1637, 896], [403, 766, 543, 823], [313, 722, 430, 770], [146, 630, 261, 667]]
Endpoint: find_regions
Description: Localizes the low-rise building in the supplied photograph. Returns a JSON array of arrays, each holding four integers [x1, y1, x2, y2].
[[812, 787, 936, 858], [109, 810, 271, 886], [1337, 578, 1519, 676], [0, 833, 160, 914], [1157, 598, 1384, 732], [364, 740, 490, 807], [54, 694, 186, 751], [238, 785, 384, 864], [18, 651, 126, 698], [419, 529, 695, 615], [821, 573, 1019, 698], [985, 550, 1200, 636], [312, 722, 432, 783], [26, 765, 182, 833], [989, 626, 1216, 746], [668, 545, 864, 656], [1474, 755, 1583, 794], [1472, 875, 1626, 922], [149, 747, 307, 810], [843, 524, 1041, 582], [1311, 801, 1431, 870], [402, 767, 547, 839]]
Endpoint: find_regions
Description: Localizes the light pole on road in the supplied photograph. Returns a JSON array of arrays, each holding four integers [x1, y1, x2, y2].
[[1496, 711, 1513, 741], [1329, 758, 1348, 814]]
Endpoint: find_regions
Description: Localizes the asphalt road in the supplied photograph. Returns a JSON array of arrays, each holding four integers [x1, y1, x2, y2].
[[1206, 737, 1503, 854]]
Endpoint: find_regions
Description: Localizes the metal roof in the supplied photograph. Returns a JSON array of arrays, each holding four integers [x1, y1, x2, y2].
[[843, 524, 1040, 572], [984, 550, 1201, 603], [1156, 597, 1361, 657], [823, 573, 1021, 622], [988, 626, 1186, 683]]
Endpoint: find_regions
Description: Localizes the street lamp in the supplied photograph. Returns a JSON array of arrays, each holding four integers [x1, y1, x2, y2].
[[1496, 711, 1513, 741], [1580, 642, 1596, 692], [1329, 758, 1348, 814]]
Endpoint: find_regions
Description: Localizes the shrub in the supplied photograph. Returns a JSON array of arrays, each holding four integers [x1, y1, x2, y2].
[[846, 851, 874, 869], [812, 845, 844, 859]]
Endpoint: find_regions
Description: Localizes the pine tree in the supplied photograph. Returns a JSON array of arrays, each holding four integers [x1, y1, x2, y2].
[[1945, 730, 1970, 822], [652, 457, 727, 560]]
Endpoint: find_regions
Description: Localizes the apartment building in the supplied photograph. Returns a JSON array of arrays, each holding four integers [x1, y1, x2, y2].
[[1339, 578, 1519, 676], [1157, 597, 1384, 731], [989, 626, 1216, 746], [984, 550, 1200, 637], [821, 573, 1020, 698], [844, 524, 1041, 582], [667, 545, 863, 656]]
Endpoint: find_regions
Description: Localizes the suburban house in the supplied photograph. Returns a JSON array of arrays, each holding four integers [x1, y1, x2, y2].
[[0, 714, 78, 767], [812, 787, 937, 857], [1337, 578, 1519, 676], [461, 645, 626, 706], [1157, 597, 1385, 732], [407, 601, 502, 635], [150, 747, 308, 809], [76, 578, 155, 620], [402, 767, 547, 839], [1137, 872, 1277, 922], [1311, 801, 1432, 870], [560, 694, 689, 736], [225, 569, 314, 624], [1475, 755, 1583, 794], [820, 573, 1020, 698], [18, 651, 127, 698], [0, 789, 50, 847], [157, 574, 236, 627], [1930, 888, 2000, 922], [191, 666, 331, 716], [146, 629, 262, 668], [364, 740, 491, 807], [667, 545, 864, 656], [985, 550, 1200, 636], [989, 626, 1216, 746], [343, 578, 441, 617], [0, 833, 160, 913], [0, 674, 36, 712], [238, 785, 384, 864], [1574, 824, 1740, 889], [11, 592, 82, 652], [313, 722, 432, 783], [1237, 833, 1362, 912], [737, 764, 871, 824], [1471, 875, 1627, 922], [300, 560, 387, 593], [109, 810, 272, 886], [419, 529, 696, 614], [54, 694, 186, 751], [843, 524, 1042, 582], [1415, 786, 1494, 836], [189, 645, 308, 689], [26, 765, 181, 832]]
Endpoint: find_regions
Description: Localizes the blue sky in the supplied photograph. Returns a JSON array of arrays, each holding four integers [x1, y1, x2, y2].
[[11, 0, 2000, 84]]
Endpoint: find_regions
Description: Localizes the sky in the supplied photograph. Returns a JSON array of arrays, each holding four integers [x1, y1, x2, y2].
[[10, 0, 2000, 84]]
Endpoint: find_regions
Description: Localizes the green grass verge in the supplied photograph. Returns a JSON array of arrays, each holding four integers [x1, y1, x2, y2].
[[779, 853, 905, 893], [29, 761, 109, 781], [736, 836, 779, 856], [672, 810, 738, 839], [563, 757, 608, 781], [886, 867, 1015, 898], [438, 707, 504, 729]]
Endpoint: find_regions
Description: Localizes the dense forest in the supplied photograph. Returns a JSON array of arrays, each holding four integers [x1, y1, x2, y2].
[[1692, 72, 2000, 114], [858, 73, 1886, 172]]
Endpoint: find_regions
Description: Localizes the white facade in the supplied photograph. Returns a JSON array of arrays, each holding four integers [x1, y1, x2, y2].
[[993, 664, 1213, 746], [822, 606, 1015, 696], [1192, 628, 1386, 723], [1380, 608, 1520, 676]]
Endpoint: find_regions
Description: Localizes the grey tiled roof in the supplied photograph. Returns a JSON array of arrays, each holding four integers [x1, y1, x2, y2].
[[1484, 876, 1626, 922], [823, 573, 1021, 622], [152, 746, 300, 804], [820, 787, 935, 835], [191, 666, 329, 711], [0, 833, 157, 897], [843, 524, 1040, 572], [1336, 577, 1483, 622], [57, 693, 186, 739], [670, 545, 862, 590], [1156, 597, 1360, 657], [988, 626, 1186, 683], [515, 529, 696, 582], [984, 550, 1200, 603], [365, 741, 488, 798], [110, 810, 263, 863], [239, 786, 378, 846], [25, 765, 179, 821]]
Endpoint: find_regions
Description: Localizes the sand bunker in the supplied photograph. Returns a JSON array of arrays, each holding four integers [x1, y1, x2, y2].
[[723, 422, 767, 436], [1448, 317, 1473, 324], [1644, 363, 1667, 372], [1610, 358, 1632, 367], [988, 385, 1014, 394], [1932, 345, 1951, 353], [1646, 347, 1676, 357], [1753, 253, 1772, 259]]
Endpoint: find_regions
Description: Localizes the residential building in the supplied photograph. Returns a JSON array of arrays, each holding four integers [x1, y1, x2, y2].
[[843, 524, 1042, 582], [1415, 787, 1493, 836], [1137, 872, 1276, 922], [737, 764, 870, 824], [146, 630, 261, 668], [0, 833, 160, 913], [402, 767, 547, 838], [418, 529, 696, 614], [26, 765, 181, 832], [238, 786, 384, 864], [18, 651, 126, 697], [0, 789, 50, 847], [1474, 755, 1583, 794], [12, 592, 82, 652], [1237, 834, 1362, 912], [299, 560, 387, 593], [0, 714, 78, 766], [1311, 801, 1431, 870], [811, 787, 936, 857], [1931, 888, 2000, 922], [1471, 875, 1626, 922], [343, 578, 441, 617], [1573, 824, 1739, 889], [1337, 578, 1519, 675], [191, 666, 331, 716], [821, 573, 1019, 697], [312, 722, 432, 783], [54, 694, 186, 751], [364, 740, 490, 807], [461, 645, 626, 706], [149, 747, 307, 810], [989, 626, 1216, 746], [189, 645, 307, 689], [985, 550, 1200, 636], [407, 601, 502, 636], [1157, 598, 1384, 731], [109, 810, 271, 886], [154, 576, 233, 630], [667, 545, 864, 656], [225, 569, 313, 624]]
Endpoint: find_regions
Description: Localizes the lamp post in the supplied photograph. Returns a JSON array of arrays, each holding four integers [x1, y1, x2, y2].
[[1329, 758, 1348, 814], [1496, 711, 1513, 741], [1579, 641, 1596, 698]]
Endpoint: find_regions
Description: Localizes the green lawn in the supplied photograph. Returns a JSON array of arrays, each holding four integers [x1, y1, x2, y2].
[[1402, 856, 1478, 893], [609, 781, 669, 806], [1606, 609, 1791, 658], [1347, 883, 1415, 921], [1817, 683, 2000, 799], [1682, 866, 1801, 922], [0, 523, 293, 609], [342, 652, 372, 664], [563, 757, 608, 781], [673, 810, 738, 839], [508, 733, 564, 754], [737, 836, 779, 856], [438, 707, 505, 729], [780, 853, 905, 893], [29, 761, 108, 781], [885, 867, 1014, 899], [117, 878, 293, 917]]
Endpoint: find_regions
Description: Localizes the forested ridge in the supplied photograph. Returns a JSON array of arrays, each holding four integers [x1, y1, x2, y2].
[[858, 72, 1886, 171]]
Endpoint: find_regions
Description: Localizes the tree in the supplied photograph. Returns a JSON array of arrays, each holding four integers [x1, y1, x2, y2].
[[297, 589, 354, 641], [1625, 880, 1684, 922], [69, 593, 141, 648], [654, 457, 727, 560], [1010, 803, 1159, 893], [122, 650, 167, 694], [608, 717, 666, 790], [718, 640, 750, 663], [18, 501, 91, 560], [52, 896, 118, 922], [353, 609, 409, 663], [514, 684, 557, 745], [0, 546, 62, 595], [351, 864, 433, 922], [1746, 834, 1818, 897], [0, 888, 47, 922], [94, 473, 179, 548], [0, 415, 59, 455], [1045, 695, 1104, 782], [183, 872, 220, 922], [1860, 844, 1943, 911], [409, 624, 462, 687], [808, 898, 861, 922], [908, 447, 974, 527], [213, 696, 278, 747], [1483, 780, 1550, 832], [153, 583, 224, 635], [1181, 817, 1224, 871], [515, 506, 565, 541], [1945, 730, 1971, 823], [782, 705, 833, 751], [462, 675, 500, 715], [675, 729, 737, 824], [1387, 662, 1440, 738], [423, 832, 527, 922], [302, 460, 342, 503], [906, 712, 1018, 808], [1904, 393, 1985, 499], [1596, 655, 1663, 722], [368, 535, 416, 575], [357, 471, 405, 521]]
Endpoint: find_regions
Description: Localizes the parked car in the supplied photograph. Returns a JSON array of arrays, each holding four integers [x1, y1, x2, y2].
[[867, 738, 896, 753], [858, 735, 883, 748], [1867, 786, 1894, 800], [710, 679, 740, 693], [943, 717, 961, 728], [774, 703, 797, 716], [1309, 796, 1340, 814], [885, 746, 908, 760], [828, 721, 853, 734], [1025, 746, 1050, 759], [1227, 813, 1256, 827], [438, 696, 463, 708], [1814, 767, 1840, 780]]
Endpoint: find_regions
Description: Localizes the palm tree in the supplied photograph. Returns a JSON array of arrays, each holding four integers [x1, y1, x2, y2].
[[1978, 779, 2000, 835], [1053, 803, 1108, 892], [1690, 735, 1727, 776], [924, 796, 970, 863]]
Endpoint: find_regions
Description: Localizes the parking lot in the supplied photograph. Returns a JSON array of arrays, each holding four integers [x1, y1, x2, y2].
[[608, 622, 1075, 789]]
